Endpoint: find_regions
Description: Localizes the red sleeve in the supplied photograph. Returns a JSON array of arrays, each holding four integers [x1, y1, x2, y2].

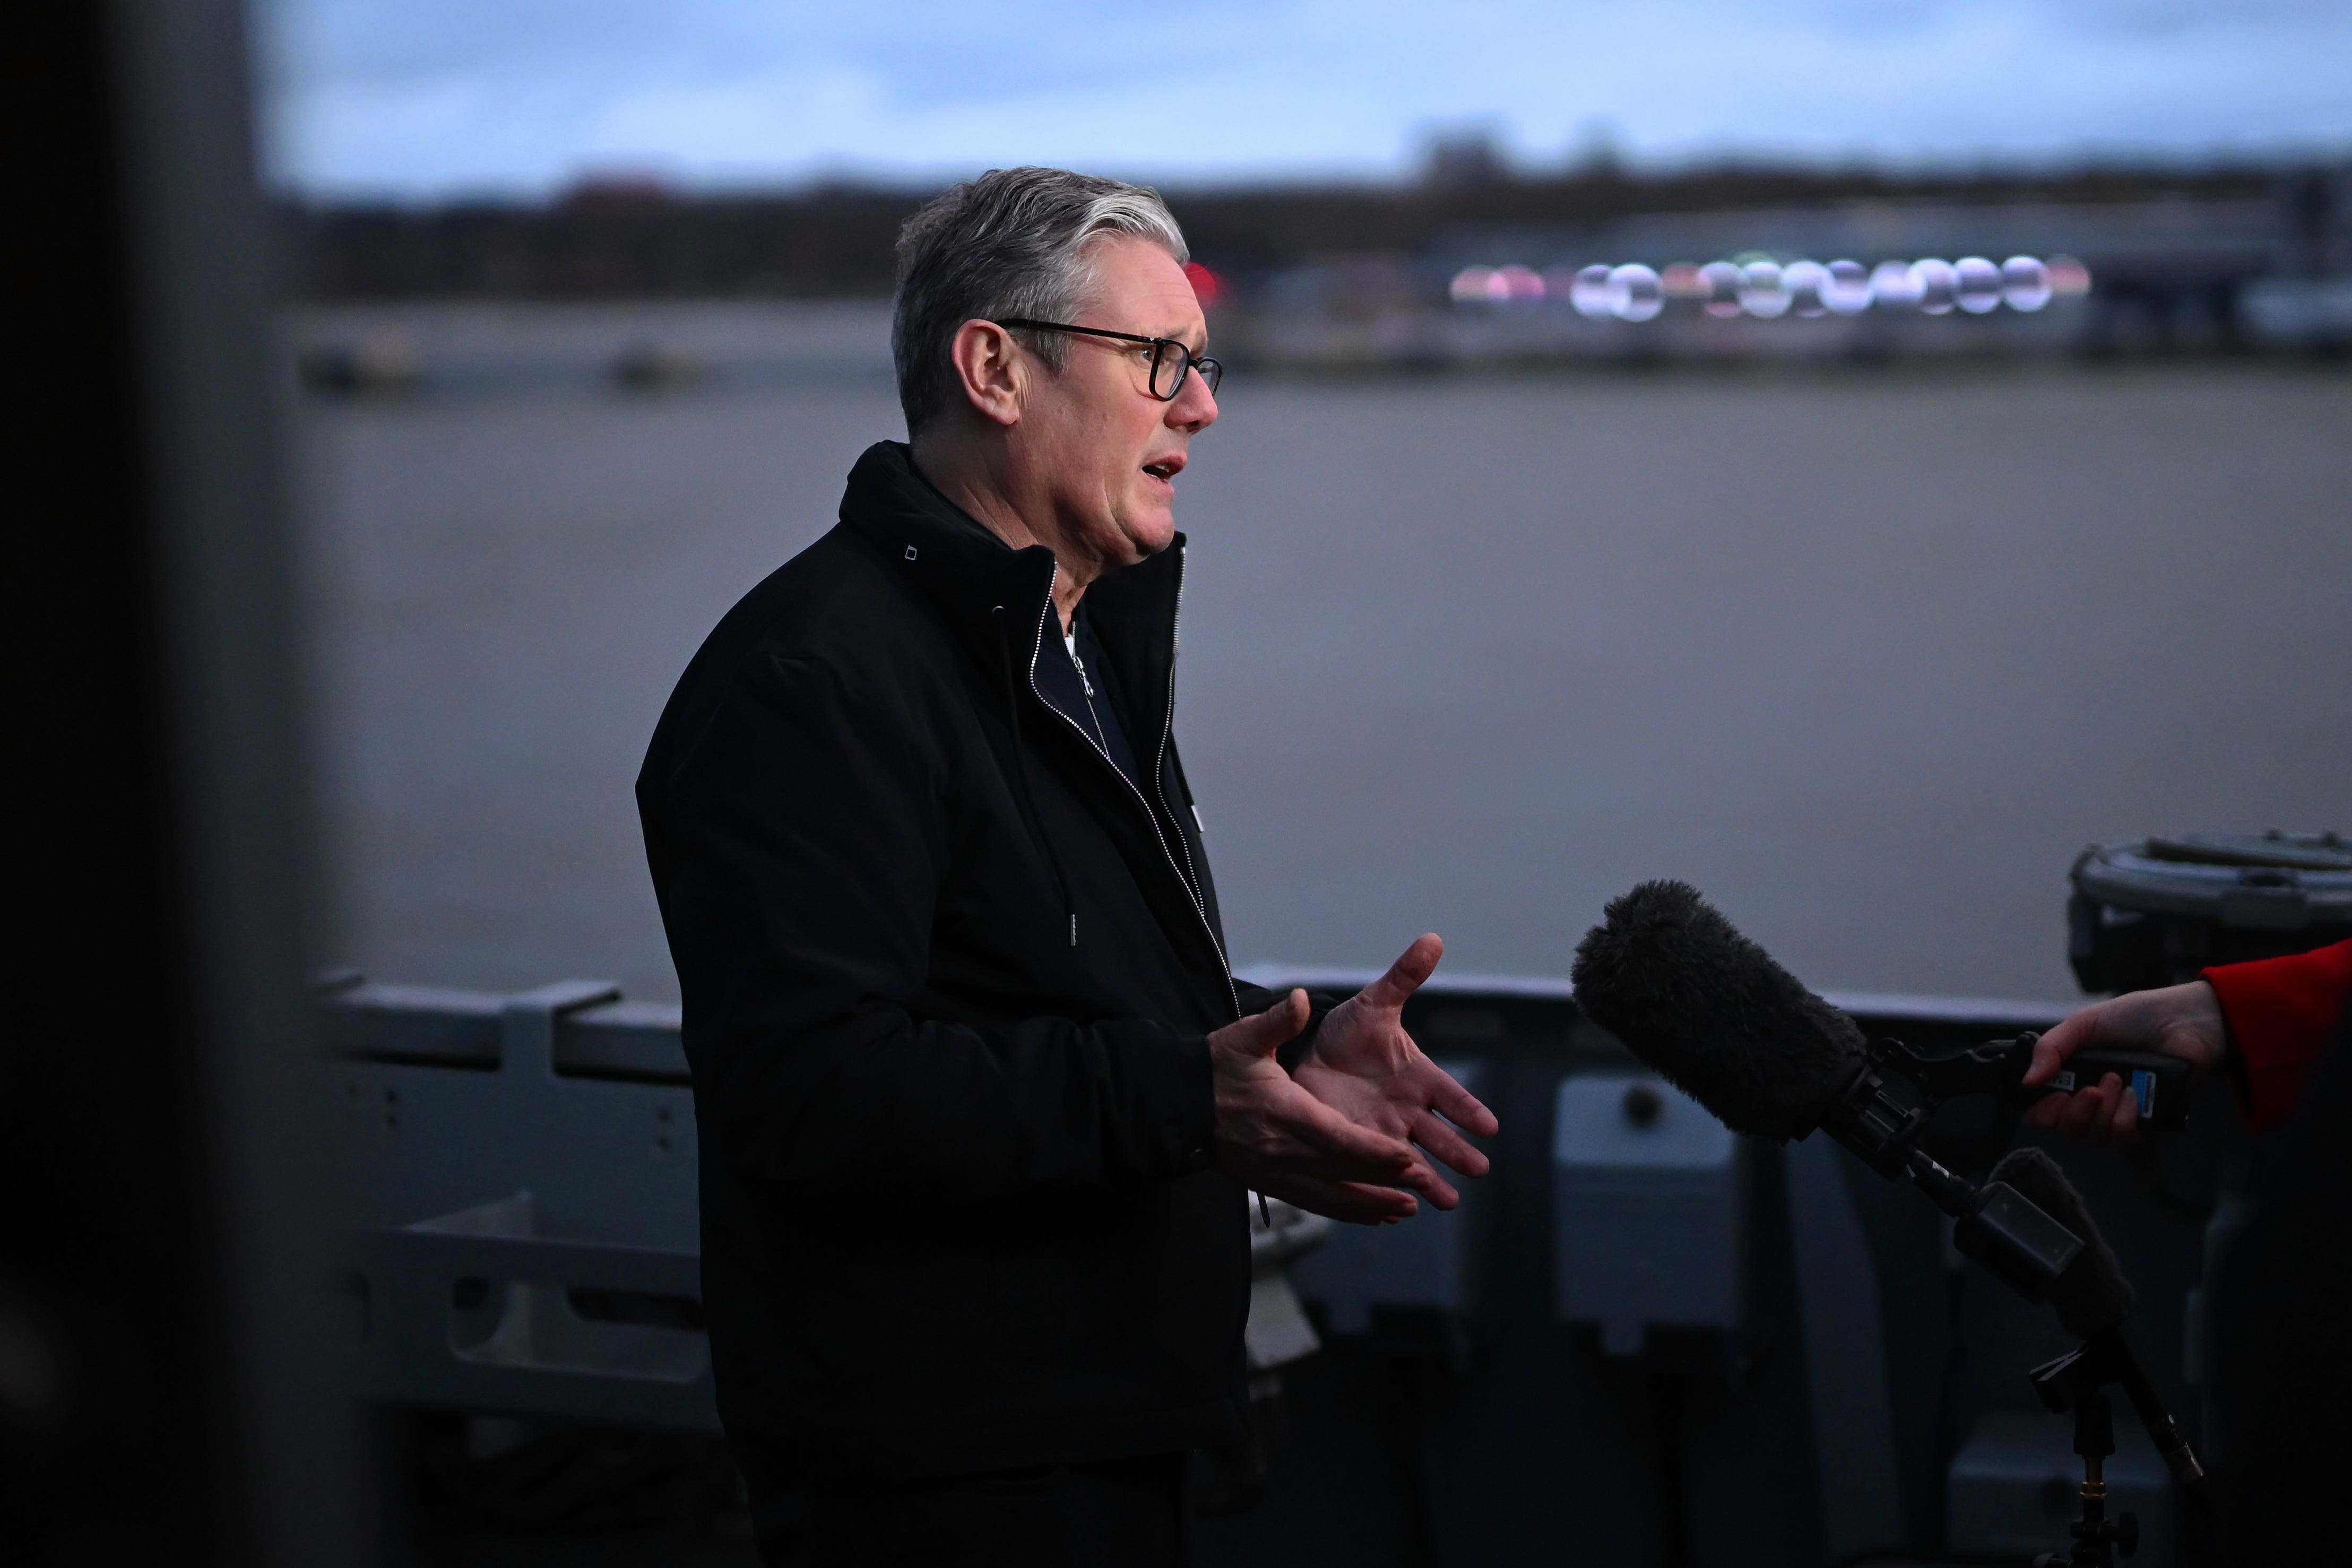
[[2203, 939, 2352, 1133]]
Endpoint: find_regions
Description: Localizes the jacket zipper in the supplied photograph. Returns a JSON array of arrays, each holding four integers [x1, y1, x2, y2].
[[1025, 558, 1241, 1020], [1153, 549, 1242, 1019]]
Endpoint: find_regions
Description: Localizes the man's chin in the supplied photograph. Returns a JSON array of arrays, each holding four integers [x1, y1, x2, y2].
[[1120, 510, 1179, 559]]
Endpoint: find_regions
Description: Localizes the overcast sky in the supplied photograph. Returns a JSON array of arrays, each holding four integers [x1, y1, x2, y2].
[[258, 1, 2352, 199]]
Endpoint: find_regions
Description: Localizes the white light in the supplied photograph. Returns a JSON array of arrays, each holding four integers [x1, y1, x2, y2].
[[1570, 263, 1621, 318], [1611, 263, 1664, 322], [1823, 259, 1872, 315], [1449, 266, 1494, 305], [1912, 259, 1957, 316], [1784, 260, 1831, 318], [1699, 261, 1744, 318], [1739, 261, 1790, 319], [1870, 260, 1923, 309], [1955, 257, 2003, 314], [2002, 256, 2053, 313]]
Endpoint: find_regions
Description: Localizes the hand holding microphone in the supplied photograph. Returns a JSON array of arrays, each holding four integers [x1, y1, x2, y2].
[[2021, 982, 2227, 1148]]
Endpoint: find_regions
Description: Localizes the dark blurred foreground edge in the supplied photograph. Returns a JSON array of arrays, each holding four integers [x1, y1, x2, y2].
[[9, 4, 376, 1565], [2206, 990, 2352, 1562]]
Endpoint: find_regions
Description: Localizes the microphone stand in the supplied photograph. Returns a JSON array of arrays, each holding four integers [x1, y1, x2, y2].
[[1811, 1061, 2212, 1563], [2027, 1364, 2134, 1568], [2024, 1331, 2211, 1568]]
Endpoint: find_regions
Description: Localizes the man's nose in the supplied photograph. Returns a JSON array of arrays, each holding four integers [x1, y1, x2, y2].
[[1168, 376, 1217, 432]]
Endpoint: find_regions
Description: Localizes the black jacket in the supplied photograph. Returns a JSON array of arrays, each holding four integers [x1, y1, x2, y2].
[[637, 441, 1293, 1484]]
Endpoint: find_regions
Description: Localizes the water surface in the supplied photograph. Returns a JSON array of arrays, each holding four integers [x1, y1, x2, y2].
[[295, 304, 2350, 1004]]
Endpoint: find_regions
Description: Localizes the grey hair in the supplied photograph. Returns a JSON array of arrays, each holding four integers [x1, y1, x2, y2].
[[892, 167, 1189, 436]]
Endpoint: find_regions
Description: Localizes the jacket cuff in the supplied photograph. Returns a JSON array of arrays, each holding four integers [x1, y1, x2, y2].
[[2202, 939, 2352, 1134], [1277, 991, 1344, 1074], [1164, 1031, 1218, 1176]]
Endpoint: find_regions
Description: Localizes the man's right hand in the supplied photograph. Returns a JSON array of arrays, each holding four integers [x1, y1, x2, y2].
[[1208, 989, 1427, 1224]]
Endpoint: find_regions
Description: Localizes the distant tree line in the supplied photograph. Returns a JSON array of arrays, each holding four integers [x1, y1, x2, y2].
[[288, 166, 2277, 300]]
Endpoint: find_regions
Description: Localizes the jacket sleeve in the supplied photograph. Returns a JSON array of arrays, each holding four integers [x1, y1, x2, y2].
[[2203, 938, 2352, 1133], [648, 651, 1216, 1212], [1231, 980, 1353, 1072]]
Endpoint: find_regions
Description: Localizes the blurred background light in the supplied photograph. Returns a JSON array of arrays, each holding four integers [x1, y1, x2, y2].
[[2048, 254, 2095, 296], [1610, 263, 1664, 321], [1870, 259, 1924, 309], [1783, 259, 1830, 318], [1912, 258, 1959, 314], [1738, 259, 1791, 318], [1498, 263, 1545, 301], [1699, 260, 1745, 317], [1955, 256, 2005, 314], [1571, 263, 1620, 318], [2000, 255, 2052, 311], [1822, 258, 1872, 314]]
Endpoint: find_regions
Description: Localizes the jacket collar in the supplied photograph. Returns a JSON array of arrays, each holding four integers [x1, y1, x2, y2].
[[837, 441, 1184, 718], [839, 441, 1052, 643]]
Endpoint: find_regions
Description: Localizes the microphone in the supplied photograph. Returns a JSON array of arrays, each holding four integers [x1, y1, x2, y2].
[[1572, 880, 2083, 1300], [1572, 881, 2210, 1518], [1989, 1148, 2131, 1338], [1566, 878, 1865, 1143]]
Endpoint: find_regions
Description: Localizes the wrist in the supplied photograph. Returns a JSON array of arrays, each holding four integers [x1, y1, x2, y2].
[[2189, 980, 2231, 1077]]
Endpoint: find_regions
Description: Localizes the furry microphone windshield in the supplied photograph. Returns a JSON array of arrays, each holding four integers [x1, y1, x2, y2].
[[1571, 879, 1868, 1142]]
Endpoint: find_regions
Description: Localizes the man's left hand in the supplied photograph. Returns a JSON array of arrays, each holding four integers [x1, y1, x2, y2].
[[1294, 933, 1500, 1212]]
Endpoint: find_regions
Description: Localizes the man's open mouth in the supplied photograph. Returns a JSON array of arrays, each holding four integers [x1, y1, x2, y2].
[[1142, 460, 1182, 482]]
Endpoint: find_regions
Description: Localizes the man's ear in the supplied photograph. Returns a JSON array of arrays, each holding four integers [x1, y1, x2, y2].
[[948, 318, 1025, 428]]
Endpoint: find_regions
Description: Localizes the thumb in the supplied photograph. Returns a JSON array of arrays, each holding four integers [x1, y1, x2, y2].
[[1217, 988, 1309, 1061], [2023, 1008, 2099, 1086], [1356, 932, 1443, 1013]]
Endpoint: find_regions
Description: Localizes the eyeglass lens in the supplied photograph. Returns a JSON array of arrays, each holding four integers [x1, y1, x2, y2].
[[1149, 342, 1223, 400]]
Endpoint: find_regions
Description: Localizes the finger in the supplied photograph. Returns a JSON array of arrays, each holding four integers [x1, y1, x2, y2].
[[1354, 932, 1444, 1015], [2025, 1009, 2107, 1086], [2044, 1085, 2104, 1141], [1390, 1153, 1460, 1211], [2106, 1077, 2142, 1148], [2021, 1091, 2066, 1131], [2079, 1081, 2133, 1143], [1425, 1069, 1500, 1138], [1411, 1108, 1492, 1180], [1272, 1173, 1417, 1225], [1221, 989, 1310, 1062], [2067, 1084, 2118, 1141]]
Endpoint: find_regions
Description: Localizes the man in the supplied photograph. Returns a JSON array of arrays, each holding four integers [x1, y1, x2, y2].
[[636, 167, 1496, 1565]]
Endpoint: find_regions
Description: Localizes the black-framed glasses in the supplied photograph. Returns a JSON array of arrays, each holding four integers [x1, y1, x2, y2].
[[996, 318, 1223, 401]]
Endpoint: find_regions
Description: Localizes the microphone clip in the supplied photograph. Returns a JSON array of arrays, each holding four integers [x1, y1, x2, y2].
[[1864, 1034, 2191, 1132], [1819, 1063, 2085, 1301]]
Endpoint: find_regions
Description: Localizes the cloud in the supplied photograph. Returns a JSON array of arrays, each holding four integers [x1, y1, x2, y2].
[[256, 0, 2352, 197]]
